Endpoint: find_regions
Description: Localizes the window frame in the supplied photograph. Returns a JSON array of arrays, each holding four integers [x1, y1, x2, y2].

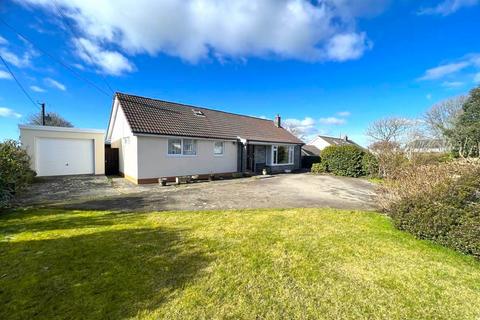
[[271, 145, 294, 165], [213, 141, 224, 156], [167, 138, 197, 156]]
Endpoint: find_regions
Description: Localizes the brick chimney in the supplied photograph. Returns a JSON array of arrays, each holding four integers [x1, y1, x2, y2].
[[274, 114, 281, 127]]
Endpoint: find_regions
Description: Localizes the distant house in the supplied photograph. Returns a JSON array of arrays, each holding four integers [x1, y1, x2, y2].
[[302, 135, 358, 156], [406, 139, 449, 154], [106, 93, 303, 184]]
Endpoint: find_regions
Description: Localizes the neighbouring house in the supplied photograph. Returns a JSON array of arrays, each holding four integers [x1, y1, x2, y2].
[[19, 125, 105, 176], [106, 93, 303, 184], [303, 135, 358, 155], [406, 139, 449, 154]]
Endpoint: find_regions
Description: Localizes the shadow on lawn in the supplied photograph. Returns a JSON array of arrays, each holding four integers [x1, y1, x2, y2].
[[0, 222, 212, 319]]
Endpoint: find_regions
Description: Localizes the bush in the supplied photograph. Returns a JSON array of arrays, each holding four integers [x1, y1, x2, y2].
[[320, 145, 365, 177], [380, 161, 480, 258], [311, 162, 326, 174], [362, 152, 379, 177], [0, 140, 36, 209]]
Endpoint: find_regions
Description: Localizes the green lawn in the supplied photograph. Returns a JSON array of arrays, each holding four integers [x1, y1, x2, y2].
[[1, 208, 479, 319]]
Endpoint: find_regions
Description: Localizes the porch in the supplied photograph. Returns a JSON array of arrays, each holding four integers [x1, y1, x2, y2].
[[238, 141, 301, 174]]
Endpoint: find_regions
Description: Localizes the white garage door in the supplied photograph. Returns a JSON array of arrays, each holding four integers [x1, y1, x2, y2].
[[36, 138, 94, 176]]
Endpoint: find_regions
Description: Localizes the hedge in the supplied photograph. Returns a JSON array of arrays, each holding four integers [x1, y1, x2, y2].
[[320, 145, 366, 177], [0, 140, 35, 209]]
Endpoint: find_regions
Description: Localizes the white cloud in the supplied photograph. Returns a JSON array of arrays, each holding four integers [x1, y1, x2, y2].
[[418, 0, 479, 16], [74, 38, 135, 75], [418, 61, 469, 80], [44, 77, 66, 91], [474, 72, 480, 83], [337, 111, 351, 117], [441, 81, 464, 88], [17, 0, 386, 65], [30, 85, 46, 92], [0, 36, 7, 45], [0, 70, 12, 80], [0, 35, 36, 68], [0, 107, 22, 118], [326, 33, 372, 61], [319, 117, 346, 125]]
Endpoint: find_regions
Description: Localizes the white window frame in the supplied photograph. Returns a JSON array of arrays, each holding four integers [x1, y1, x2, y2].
[[271, 145, 294, 165], [167, 138, 197, 156], [214, 141, 224, 156]]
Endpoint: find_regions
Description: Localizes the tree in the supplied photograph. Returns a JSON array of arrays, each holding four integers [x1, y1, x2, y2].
[[28, 111, 73, 127], [369, 141, 407, 178], [424, 95, 466, 140], [365, 117, 411, 144], [447, 87, 480, 158]]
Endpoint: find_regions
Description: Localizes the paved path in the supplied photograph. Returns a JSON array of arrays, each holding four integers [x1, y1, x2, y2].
[[16, 173, 377, 212]]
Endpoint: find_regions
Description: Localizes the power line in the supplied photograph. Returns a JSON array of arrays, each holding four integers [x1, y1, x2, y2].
[[0, 53, 40, 110], [51, 0, 115, 94], [0, 16, 111, 97]]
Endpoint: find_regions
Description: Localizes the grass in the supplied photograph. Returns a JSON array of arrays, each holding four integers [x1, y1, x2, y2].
[[1, 208, 480, 320]]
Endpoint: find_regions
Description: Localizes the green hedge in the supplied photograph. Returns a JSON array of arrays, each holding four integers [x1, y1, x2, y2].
[[320, 145, 366, 177], [387, 163, 480, 258], [0, 140, 35, 209], [311, 162, 326, 174]]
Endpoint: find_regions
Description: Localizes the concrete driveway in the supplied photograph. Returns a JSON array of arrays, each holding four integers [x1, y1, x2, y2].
[[16, 173, 377, 211]]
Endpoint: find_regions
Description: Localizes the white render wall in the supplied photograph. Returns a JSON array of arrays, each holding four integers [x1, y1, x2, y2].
[[136, 136, 238, 179], [109, 104, 138, 179], [308, 136, 331, 151]]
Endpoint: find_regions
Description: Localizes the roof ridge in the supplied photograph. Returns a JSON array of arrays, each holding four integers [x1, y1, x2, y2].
[[116, 92, 274, 123]]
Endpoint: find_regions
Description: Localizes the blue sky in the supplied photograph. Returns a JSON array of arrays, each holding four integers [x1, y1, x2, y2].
[[1, 0, 480, 146]]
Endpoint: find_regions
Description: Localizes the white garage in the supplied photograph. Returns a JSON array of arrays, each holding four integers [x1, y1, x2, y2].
[[19, 125, 105, 177]]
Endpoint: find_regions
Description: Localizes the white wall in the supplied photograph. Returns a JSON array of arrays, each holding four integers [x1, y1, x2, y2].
[[19, 125, 105, 175], [308, 136, 330, 151], [137, 136, 238, 179], [109, 103, 138, 179]]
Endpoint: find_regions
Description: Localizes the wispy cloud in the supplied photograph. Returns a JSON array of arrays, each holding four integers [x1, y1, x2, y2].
[[418, 0, 479, 16], [418, 61, 469, 80], [319, 117, 346, 125], [441, 81, 464, 88], [337, 111, 351, 117], [418, 54, 480, 86], [0, 36, 36, 68], [0, 70, 12, 80], [74, 38, 135, 76], [30, 85, 46, 92], [44, 78, 66, 91], [0, 107, 22, 118], [473, 72, 480, 83], [426, 93, 433, 100]]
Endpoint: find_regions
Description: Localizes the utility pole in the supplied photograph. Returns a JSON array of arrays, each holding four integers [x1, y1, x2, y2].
[[41, 102, 45, 126]]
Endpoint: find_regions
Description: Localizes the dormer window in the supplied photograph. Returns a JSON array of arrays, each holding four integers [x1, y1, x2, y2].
[[192, 109, 205, 117]]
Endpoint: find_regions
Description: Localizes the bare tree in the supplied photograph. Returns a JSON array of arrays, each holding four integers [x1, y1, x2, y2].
[[424, 95, 466, 139], [365, 117, 412, 144], [28, 111, 73, 127]]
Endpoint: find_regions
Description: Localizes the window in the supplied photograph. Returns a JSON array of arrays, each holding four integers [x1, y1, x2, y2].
[[183, 139, 197, 155], [168, 138, 197, 156], [192, 109, 205, 117], [168, 139, 182, 155], [272, 145, 294, 165], [214, 141, 224, 155]]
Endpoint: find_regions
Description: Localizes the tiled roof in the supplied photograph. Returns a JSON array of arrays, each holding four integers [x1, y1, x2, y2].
[[116, 92, 303, 144], [318, 135, 357, 147], [302, 145, 321, 156]]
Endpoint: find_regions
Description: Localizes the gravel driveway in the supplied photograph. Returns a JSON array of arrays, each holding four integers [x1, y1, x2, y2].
[[16, 173, 377, 211]]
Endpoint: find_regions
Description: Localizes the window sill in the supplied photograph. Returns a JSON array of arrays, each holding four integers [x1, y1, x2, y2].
[[167, 154, 198, 157]]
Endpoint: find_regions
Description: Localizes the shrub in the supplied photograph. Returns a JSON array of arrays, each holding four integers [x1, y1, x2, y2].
[[362, 152, 379, 177], [380, 161, 480, 258], [311, 162, 326, 174], [320, 145, 365, 177], [0, 140, 36, 209]]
